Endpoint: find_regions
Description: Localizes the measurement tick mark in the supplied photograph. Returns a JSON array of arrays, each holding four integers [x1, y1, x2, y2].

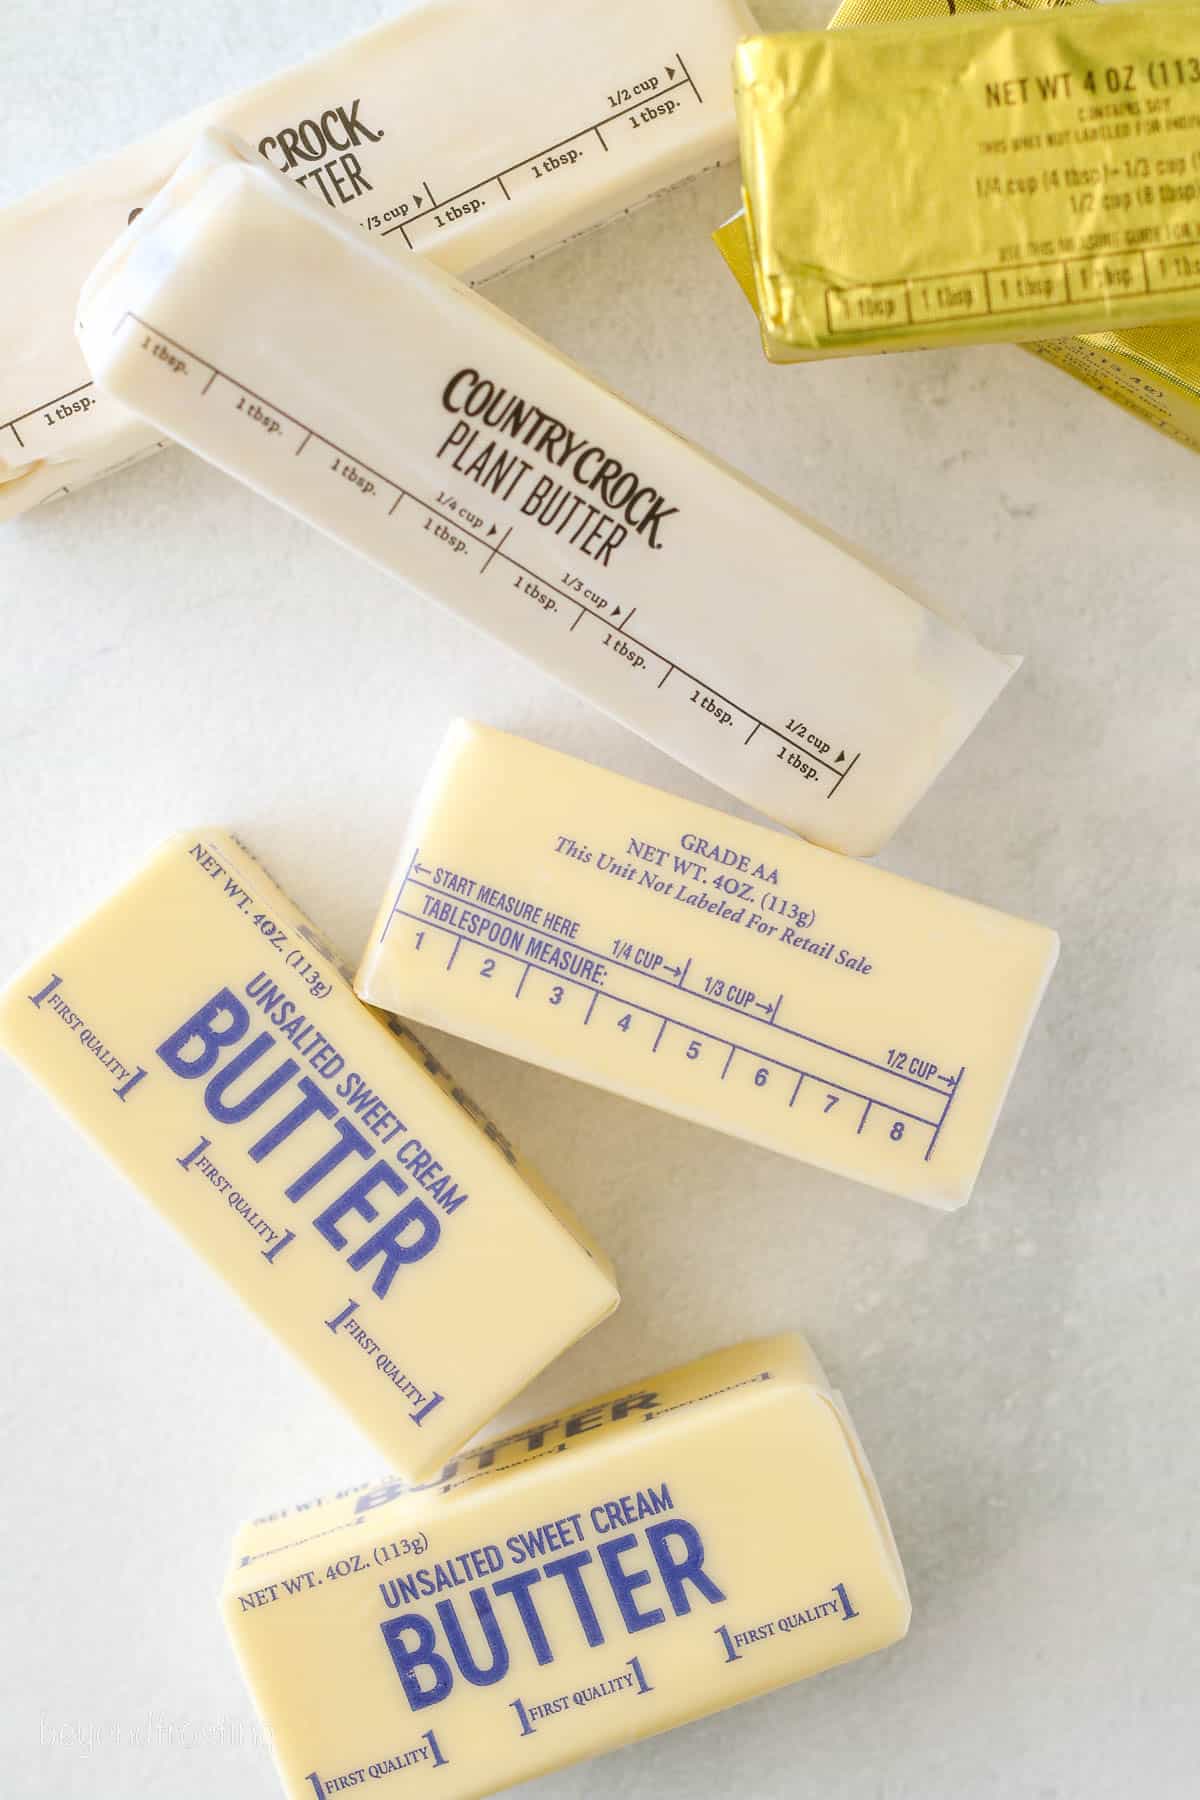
[[386, 901, 951, 1146], [480, 525, 511, 575]]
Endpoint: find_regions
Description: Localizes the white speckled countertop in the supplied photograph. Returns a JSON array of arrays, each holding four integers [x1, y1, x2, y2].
[[2, 2, 1197, 1795]]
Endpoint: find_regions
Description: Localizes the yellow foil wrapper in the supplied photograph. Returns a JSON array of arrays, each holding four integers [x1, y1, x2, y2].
[[715, 0, 1200, 450], [736, 3, 1200, 359]]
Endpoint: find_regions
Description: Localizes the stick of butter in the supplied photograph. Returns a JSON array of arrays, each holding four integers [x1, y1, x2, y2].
[[77, 132, 1016, 858], [356, 723, 1059, 1210], [0, 830, 618, 1479], [715, 0, 1200, 453], [0, 0, 754, 522], [225, 1333, 910, 1799], [736, 3, 1200, 359]]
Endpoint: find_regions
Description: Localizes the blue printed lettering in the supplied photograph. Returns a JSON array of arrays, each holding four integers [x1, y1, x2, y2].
[[380, 1514, 721, 1711], [155, 981, 456, 1300]]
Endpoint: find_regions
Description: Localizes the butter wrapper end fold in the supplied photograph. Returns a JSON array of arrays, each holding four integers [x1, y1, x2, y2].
[[735, 4, 1200, 359], [714, 213, 760, 311], [713, 211, 811, 365], [78, 131, 1017, 857]]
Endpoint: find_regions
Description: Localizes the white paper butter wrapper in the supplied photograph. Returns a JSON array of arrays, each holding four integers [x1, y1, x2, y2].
[[1, 0, 754, 520], [77, 132, 1017, 855]]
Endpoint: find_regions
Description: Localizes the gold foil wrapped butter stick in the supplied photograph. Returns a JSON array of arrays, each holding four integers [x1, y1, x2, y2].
[[716, 0, 1200, 452], [716, 0, 1200, 451], [735, 3, 1200, 358]]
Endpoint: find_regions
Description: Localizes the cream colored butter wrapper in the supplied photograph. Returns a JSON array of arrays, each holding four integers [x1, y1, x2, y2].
[[715, 0, 1200, 451], [736, 3, 1200, 359], [76, 132, 1017, 857], [0, 0, 754, 521], [357, 723, 1059, 1211], [225, 1334, 910, 1800], [0, 829, 619, 1481]]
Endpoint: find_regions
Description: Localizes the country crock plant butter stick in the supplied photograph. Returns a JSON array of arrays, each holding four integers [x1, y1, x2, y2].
[[224, 1333, 910, 1800], [735, 3, 1200, 360], [0, 831, 618, 1480], [356, 724, 1059, 1210], [77, 132, 1017, 859], [0, 0, 754, 520]]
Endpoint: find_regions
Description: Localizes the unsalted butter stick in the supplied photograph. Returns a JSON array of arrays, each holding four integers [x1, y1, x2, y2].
[[0, 0, 753, 521], [356, 724, 1059, 1209], [0, 831, 618, 1479], [736, 4, 1200, 359], [225, 1334, 910, 1800], [78, 133, 1016, 858]]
